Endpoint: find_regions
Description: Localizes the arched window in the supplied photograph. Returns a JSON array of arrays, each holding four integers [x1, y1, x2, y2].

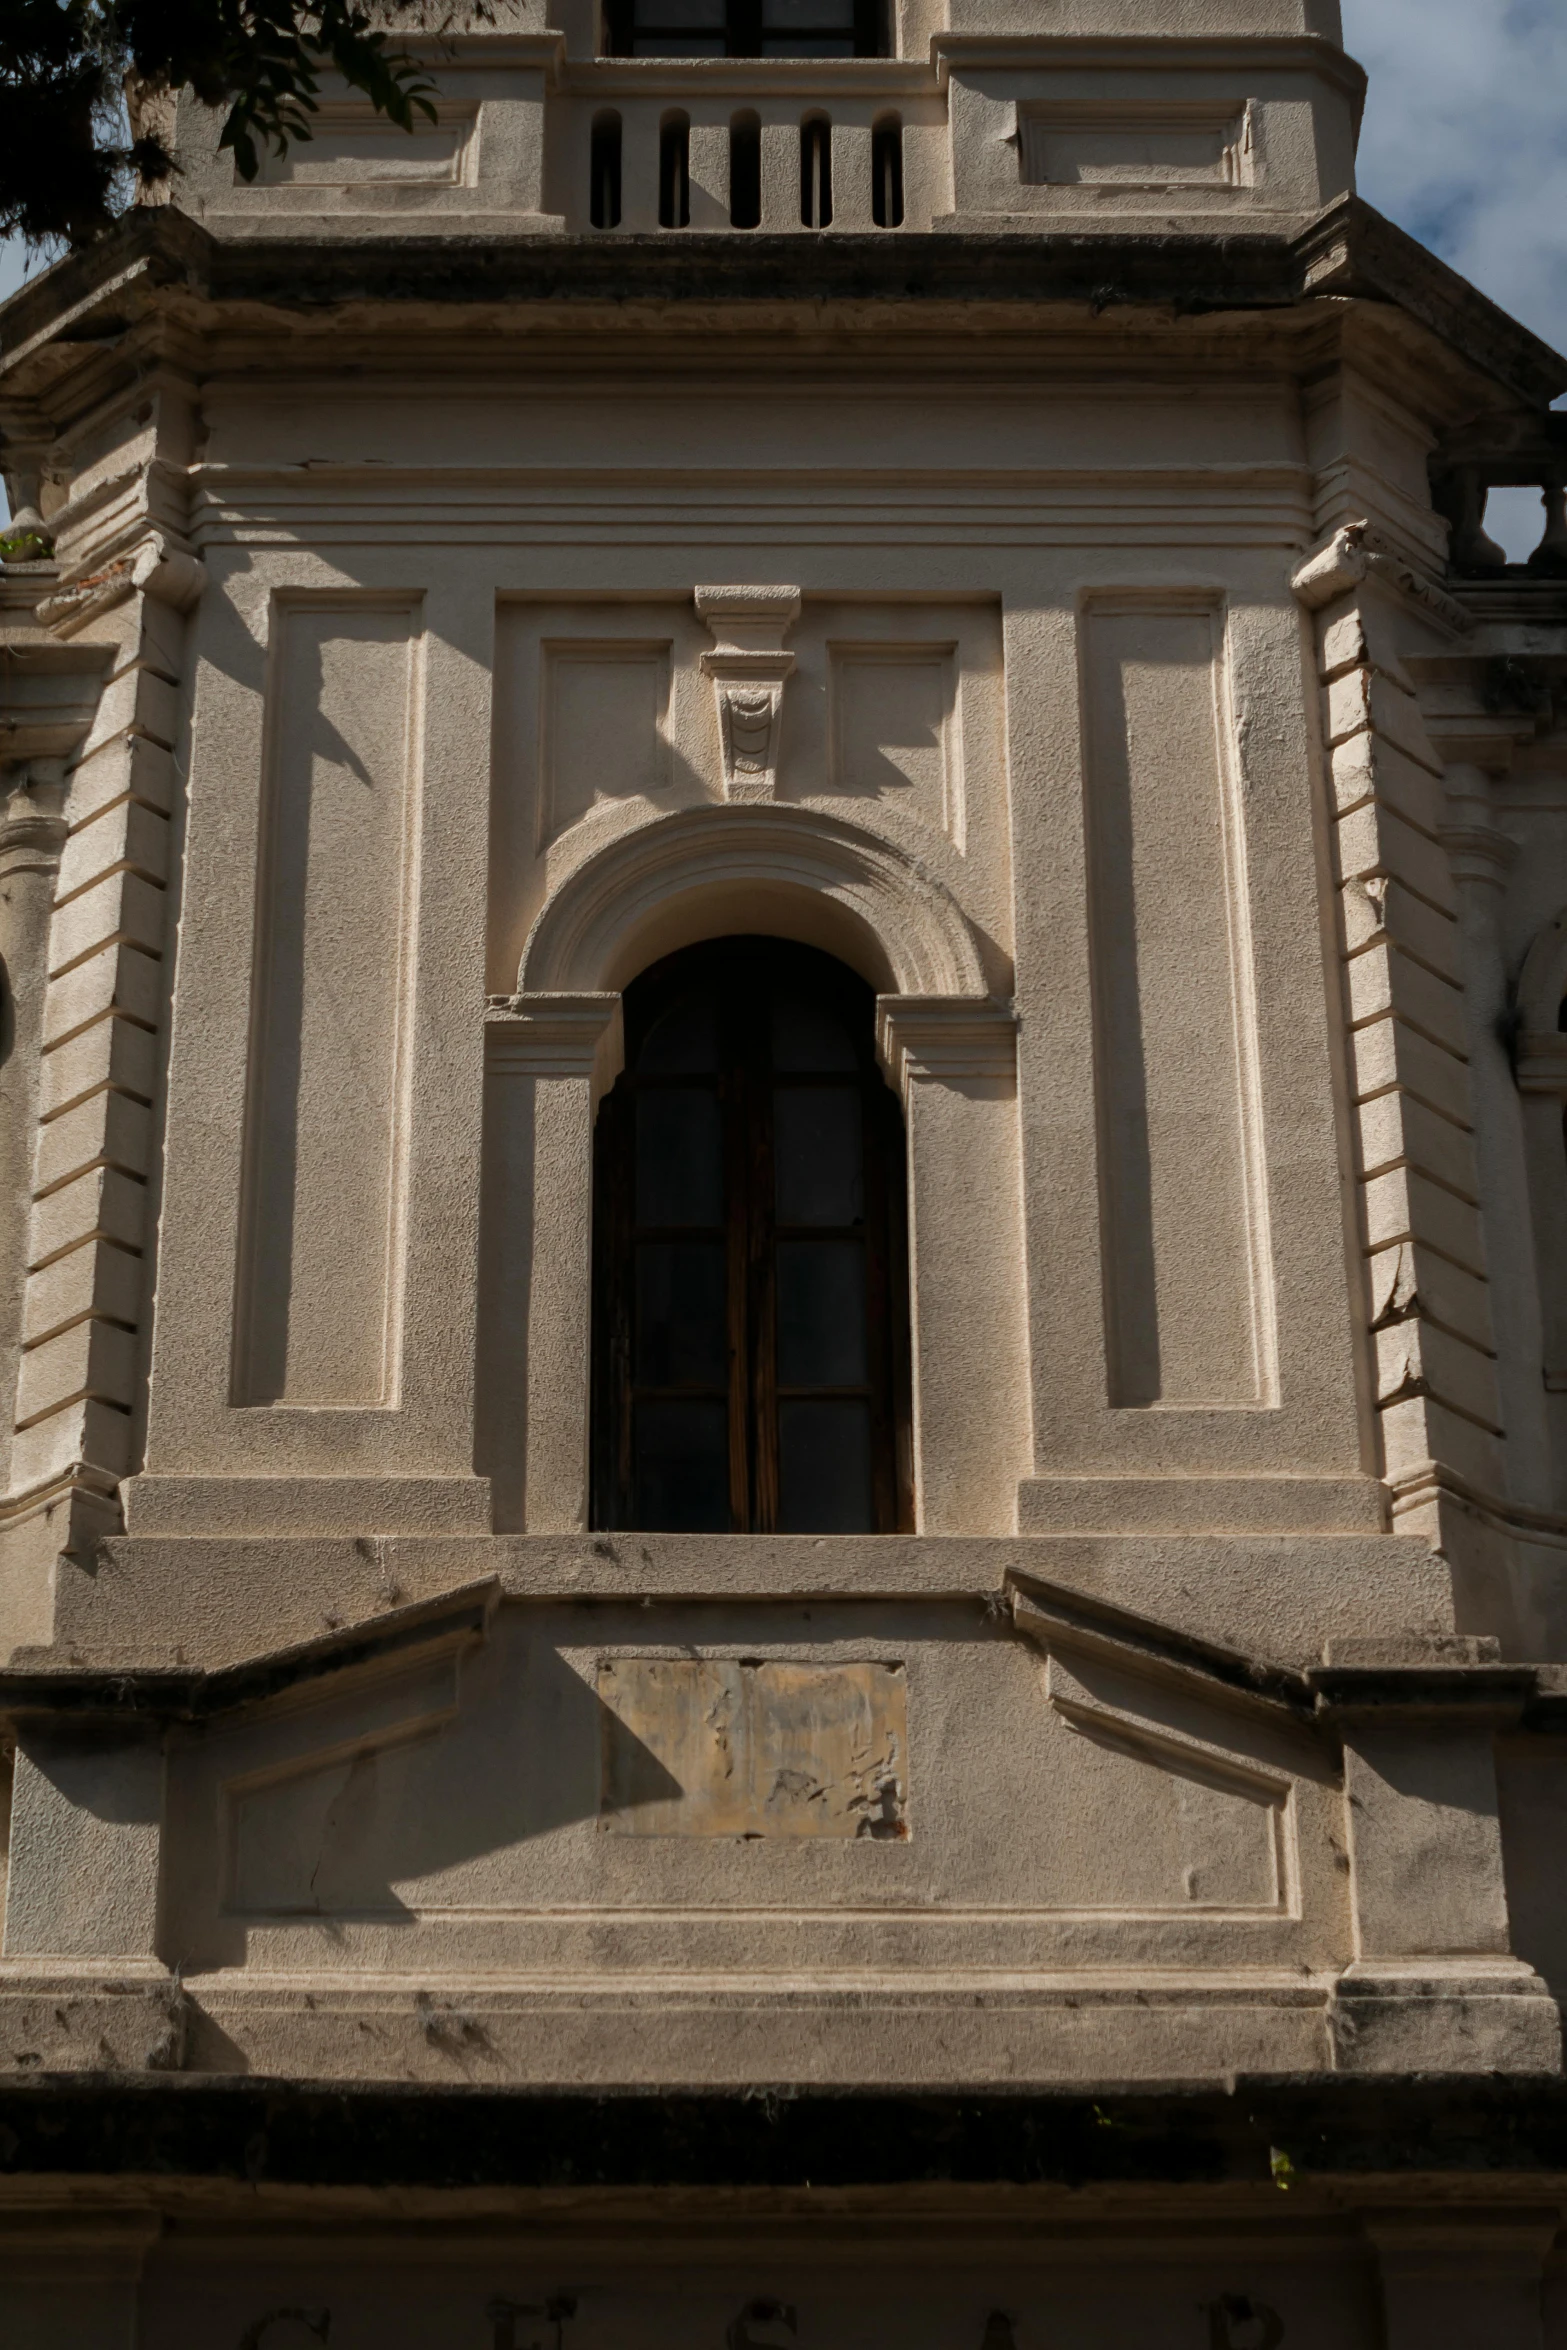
[[592, 937, 911, 1533]]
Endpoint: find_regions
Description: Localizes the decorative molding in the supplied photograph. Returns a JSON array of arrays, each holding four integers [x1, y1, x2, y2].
[[0, 795, 68, 870], [696, 585, 800, 803], [1385, 1455, 1567, 1549], [519, 802, 989, 1000], [1521, 1032, 1567, 1096], [1440, 819, 1516, 892], [0, 647, 112, 768], [485, 991, 624, 1085], [1441, 766, 1516, 894], [875, 994, 1017, 1100], [0, 1461, 122, 1534]]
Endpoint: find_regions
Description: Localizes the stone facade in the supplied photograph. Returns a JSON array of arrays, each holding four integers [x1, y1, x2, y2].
[[4, 0, 1567, 2339]]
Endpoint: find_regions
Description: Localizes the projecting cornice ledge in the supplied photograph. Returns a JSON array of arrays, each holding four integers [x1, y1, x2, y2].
[[2, 197, 1563, 409], [0, 1577, 500, 1726]]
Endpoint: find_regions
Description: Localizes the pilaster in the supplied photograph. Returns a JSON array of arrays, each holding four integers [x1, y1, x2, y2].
[[876, 995, 1029, 1533], [481, 992, 625, 1533]]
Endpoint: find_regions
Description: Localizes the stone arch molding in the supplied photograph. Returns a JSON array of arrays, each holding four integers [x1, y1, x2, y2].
[[517, 804, 991, 1000]]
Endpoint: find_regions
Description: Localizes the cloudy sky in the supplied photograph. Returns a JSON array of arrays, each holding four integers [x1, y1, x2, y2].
[[2, 1, 1563, 541], [1341, 0, 1566, 553], [1345, 0, 1566, 349]]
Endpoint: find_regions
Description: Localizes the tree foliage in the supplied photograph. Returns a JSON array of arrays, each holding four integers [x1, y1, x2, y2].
[[0, 0, 436, 249]]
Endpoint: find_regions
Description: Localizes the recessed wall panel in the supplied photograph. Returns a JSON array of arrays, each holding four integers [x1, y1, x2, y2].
[[540, 640, 670, 843], [829, 645, 956, 839], [1019, 109, 1243, 189], [1083, 600, 1271, 1409], [234, 600, 420, 1407]]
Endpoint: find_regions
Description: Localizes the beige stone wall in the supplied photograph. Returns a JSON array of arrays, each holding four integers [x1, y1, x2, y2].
[[5, 292, 1566, 2087], [163, 0, 1362, 242], [4, 3, 1567, 2312]]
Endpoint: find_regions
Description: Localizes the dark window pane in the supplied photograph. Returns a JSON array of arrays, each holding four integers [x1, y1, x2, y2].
[[778, 1399, 873, 1532], [639, 993, 719, 1074], [633, 1399, 730, 1530], [770, 991, 857, 1072], [636, 1088, 723, 1226], [774, 1088, 863, 1225], [636, 1241, 727, 1387], [777, 1240, 867, 1386], [729, 113, 761, 228], [764, 0, 855, 21], [635, 0, 725, 21], [634, 33, 725, 49], [762, 33, 854, 49]]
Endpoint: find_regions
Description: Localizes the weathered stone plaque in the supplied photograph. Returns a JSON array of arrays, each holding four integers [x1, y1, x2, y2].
[[597, 1658, 907, 1839]]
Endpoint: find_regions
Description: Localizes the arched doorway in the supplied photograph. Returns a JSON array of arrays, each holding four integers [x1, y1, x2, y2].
[[591, 936, 911, 1532]]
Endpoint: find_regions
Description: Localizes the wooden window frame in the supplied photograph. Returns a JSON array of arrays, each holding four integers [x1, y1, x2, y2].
[[591, 937, 912, 1533], [601, 0, 886, 60]]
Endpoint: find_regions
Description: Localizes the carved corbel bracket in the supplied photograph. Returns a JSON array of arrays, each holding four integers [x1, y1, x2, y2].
[[695, 584, 801, 802], [37, 526, 205, 641], [1289, 518, 1475, 635]]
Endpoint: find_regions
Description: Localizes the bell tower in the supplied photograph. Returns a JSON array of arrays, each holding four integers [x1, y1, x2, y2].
[[4, 0, 1567, 2337]]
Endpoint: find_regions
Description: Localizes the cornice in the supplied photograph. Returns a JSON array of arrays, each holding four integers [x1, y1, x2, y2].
[[2, 197, 1563, 416], [1294, 198, 1567, 409]]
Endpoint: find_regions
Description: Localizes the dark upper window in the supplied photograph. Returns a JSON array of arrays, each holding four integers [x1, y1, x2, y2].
[[602, 0, 886, 58], [592, 937, 911, 1534]]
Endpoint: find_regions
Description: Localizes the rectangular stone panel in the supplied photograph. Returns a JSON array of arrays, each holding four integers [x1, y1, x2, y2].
[[829, 645, 956, 840], [540, 641, 670, 843], [598, 1657, 908, 1839], [257, 106, 473, 184], [1019, 109, 1242, 188], [233, 599, 420, 1407], [1082, 599, 1272, 1409]]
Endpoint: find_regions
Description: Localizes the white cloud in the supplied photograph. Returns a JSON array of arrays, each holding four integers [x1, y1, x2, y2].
[[1341, 0, 1567, 553], [1344, 0, 1567, 358]]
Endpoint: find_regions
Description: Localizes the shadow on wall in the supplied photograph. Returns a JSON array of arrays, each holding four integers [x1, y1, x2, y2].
[[1499, 1737, 1567, 2012], [214, 1635, 675, 1926]]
